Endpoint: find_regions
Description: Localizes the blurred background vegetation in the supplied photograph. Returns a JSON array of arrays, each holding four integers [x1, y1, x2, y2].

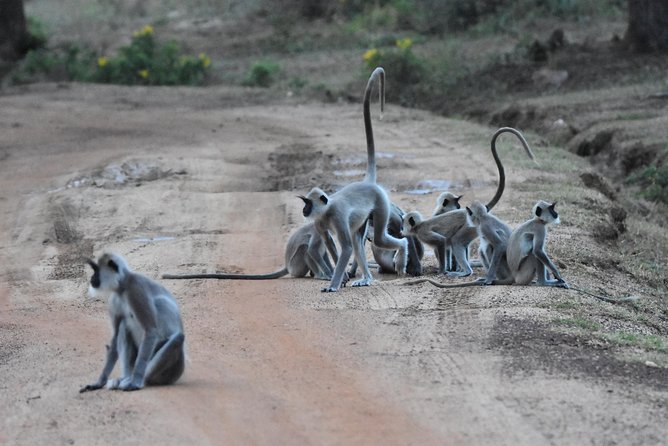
[[1, 0, 667, 208]]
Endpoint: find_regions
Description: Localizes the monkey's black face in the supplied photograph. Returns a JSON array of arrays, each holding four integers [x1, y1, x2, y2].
[[548, 203, 558, 220], [299, 196, 313, 217], [86, 259, 100, 288]]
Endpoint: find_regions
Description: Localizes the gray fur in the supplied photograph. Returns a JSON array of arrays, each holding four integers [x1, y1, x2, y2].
[[303, 184, 408, 292], [506, 200, 568, 287], [402, 209, 477, 277], [81, 253, 185, 393]]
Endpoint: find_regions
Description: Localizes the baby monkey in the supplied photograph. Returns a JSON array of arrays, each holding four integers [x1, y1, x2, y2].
[[81, 253, 185, 392]]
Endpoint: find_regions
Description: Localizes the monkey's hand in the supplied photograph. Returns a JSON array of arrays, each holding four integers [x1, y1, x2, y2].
[[79, 380, 106, 393]]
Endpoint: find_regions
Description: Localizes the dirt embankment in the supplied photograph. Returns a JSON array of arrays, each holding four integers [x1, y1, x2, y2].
[[1, 83, 666, 445]]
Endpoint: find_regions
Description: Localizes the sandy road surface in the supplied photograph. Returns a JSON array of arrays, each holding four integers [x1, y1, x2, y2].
[[1, 83, 665, 445]]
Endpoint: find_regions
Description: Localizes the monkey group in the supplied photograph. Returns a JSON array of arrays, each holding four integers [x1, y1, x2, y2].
[[81, 66, 571, 392]]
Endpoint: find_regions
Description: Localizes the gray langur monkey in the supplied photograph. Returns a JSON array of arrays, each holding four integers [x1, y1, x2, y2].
[[369, 202, 424, 276], [405, 201, 567, 288], [430, 127, 536, 271], [80, 253, 185, 393], [466, 200, 512, 284], [162, 222, 335, 280], [300, 67, 408, 292], [506, 200, 568, 287], [401, 209, 478, 277]]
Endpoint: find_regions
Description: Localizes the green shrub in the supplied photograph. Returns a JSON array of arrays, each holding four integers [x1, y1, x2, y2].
[[94, 26, 210, 86], [627, 163, 668, 204], [243, 60, 281, 87], [363, 38, 424, 85], [12, 25, 211, 86]]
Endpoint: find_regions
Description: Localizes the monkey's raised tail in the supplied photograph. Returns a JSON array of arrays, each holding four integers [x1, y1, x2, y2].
[[163, 268, 288, 280], [486, 127, 537, 211], [363, 66, 385, 183]]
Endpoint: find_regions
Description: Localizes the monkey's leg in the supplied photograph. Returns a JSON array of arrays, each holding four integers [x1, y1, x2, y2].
[[351, 228, 374, 287], [107, 323, 138, 390], [513, 256, 537, 285], [145, 333, 186, 386], [323, 225, 353, 292], [434, 245, 447, 274], [447, 243, 473, 277], [483, 244, 507, 285], [288, 245, 310, 278], [405, 236, 423, 277], [80, 318, 122, 393]]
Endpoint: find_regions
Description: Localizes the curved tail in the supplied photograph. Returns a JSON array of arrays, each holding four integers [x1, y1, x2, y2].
[[363, 66, 385, 183], [163, 268, 289, 280], [486, 127, 536, 211], [403, 278, 484, 288]]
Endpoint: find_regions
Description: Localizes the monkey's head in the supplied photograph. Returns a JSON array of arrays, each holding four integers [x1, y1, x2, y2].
[[299, 187, 329, 219], [465, 201, 488, 226], [433, 192, 461, 216], [401, 211, 423, 237], [533, 201, 560, 225], [85, 252, 129, 298]]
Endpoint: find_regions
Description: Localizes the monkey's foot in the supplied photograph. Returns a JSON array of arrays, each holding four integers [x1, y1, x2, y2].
[[351, 277, 372, 287], [321, 287, 339, 293], [447, 271, 472, 277]]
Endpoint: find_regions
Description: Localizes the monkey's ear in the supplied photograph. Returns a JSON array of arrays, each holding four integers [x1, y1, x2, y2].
[[408, 216, 416, 227], [86, 259, 99, 271], [107, 259, 119, 273], [442, 199, 449, 207], [485, 205, 490, 213], [297, 195, 308, 203], [535, 206, 543, 217], [319, 194, 328, 205], [550, 201, 557, 209], [466, 207, 473, 216], [456, 195, 462, 202]]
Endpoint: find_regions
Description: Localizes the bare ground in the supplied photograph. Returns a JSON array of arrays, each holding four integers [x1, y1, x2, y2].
[[1, 83, 667, 445]]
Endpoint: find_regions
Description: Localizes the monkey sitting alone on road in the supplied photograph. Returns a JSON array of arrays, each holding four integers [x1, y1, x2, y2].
[[80, 252, 185, 392]]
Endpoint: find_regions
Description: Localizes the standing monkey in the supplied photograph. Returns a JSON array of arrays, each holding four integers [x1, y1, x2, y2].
[[80, 253, 185, 392], [301, 67, 408, 292]]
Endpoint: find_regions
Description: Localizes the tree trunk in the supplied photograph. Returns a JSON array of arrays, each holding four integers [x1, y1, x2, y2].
[[0, 0, 29, 61], [625, 0, 668, 52]]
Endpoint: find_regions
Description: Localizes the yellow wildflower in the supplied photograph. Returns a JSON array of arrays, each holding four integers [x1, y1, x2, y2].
[[363, 48, 378, 62], [198, 52, 212, 68], [138, 69, 150, 79], [396, 38, 413, 50], [97, 56, 108, 67], [134, 24, 154, 38]]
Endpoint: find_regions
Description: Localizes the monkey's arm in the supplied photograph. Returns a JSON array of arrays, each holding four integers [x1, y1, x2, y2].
[[123, 285, 160, 391], [532, 234, 567, 286], [481, 229, 509, 284], [80, 315, 122, 393]]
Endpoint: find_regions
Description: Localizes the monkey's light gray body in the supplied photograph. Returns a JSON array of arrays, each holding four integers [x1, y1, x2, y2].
[[81, 253, 185, 393]]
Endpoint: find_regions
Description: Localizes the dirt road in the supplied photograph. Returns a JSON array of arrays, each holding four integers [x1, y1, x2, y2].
[[1, 83, 665, 445]]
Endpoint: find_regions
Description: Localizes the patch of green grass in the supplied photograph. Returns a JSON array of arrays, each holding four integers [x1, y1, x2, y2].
[[627, 163, 668, 204], [600, 332, 668, 352], [553, 317, 601, 331], [243, 60, 281, 88]]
